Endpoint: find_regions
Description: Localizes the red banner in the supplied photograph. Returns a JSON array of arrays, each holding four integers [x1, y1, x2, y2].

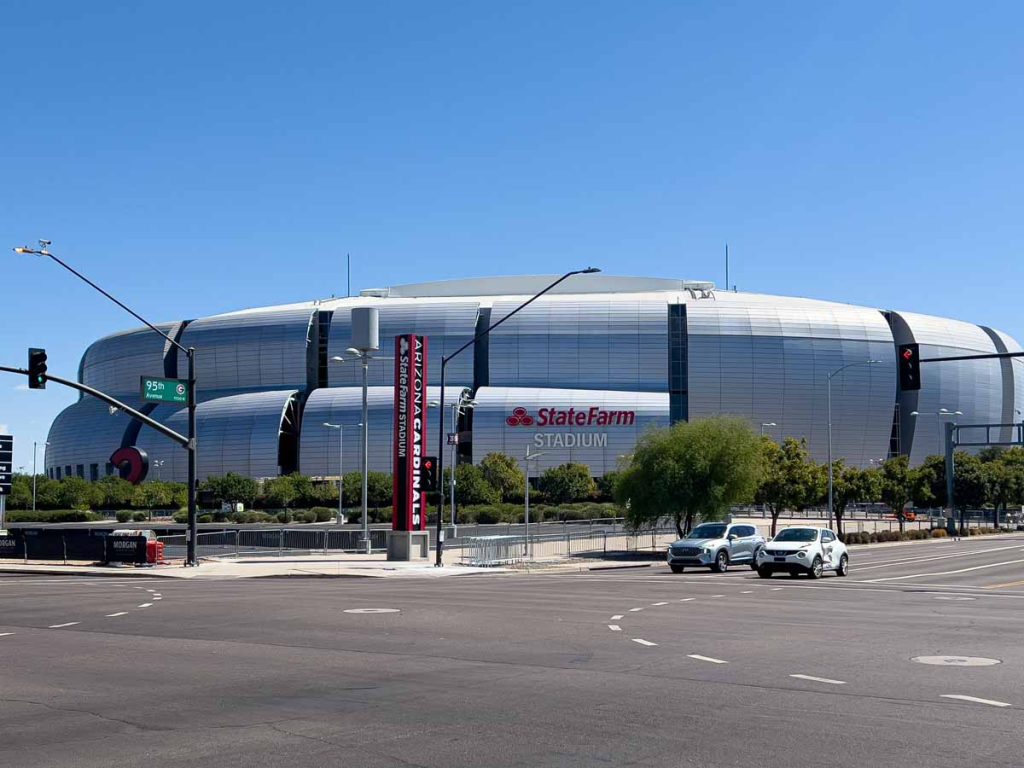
[[392, 334, 429, 530]]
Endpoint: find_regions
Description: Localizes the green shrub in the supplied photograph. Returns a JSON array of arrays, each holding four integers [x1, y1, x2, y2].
[[931, 528, 948, 538], [294, 510, 316, 524], [198, 514, 213, 523], [311, 507, 334, 523], [115, 510, 133, 523], [131, 511, 149, 523], [275, 511, 291, 524], [5, 509, 102, 523], [173, 510, 189, 524]]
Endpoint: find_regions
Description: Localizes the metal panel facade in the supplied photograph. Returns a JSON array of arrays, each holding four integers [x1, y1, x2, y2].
[[80, 323, 183, 399], [686, 294, 896, 468], [129, 390, 298, 481], [44, 397, 130, 479], [299, 386, 460, 477], [487, 296, 668, 392], [470, 387, 670, 476], [176, 307, 315, 394], [890, 311, 1006, 464], [328, 300, 478, 388]]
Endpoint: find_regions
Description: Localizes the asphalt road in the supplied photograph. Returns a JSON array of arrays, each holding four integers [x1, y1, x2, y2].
[[1, 535, 1023, 767]]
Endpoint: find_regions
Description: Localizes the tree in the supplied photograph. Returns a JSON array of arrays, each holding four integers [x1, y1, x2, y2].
[[830, 463, 879, 537], [479, 453, 525, 502], [53, 476, 100, 511], [539, 463, 596, 505], [595, 471, 621, 502], [262, 476, 300, 509], [201, 473, 258, 507], [616, 417, 763, 537], [454, 464, 500, 505], [755, 437, 820, 537], [911, 455, 946, 509], [880, 456, 913, 532], [951, 452, 987, 533]]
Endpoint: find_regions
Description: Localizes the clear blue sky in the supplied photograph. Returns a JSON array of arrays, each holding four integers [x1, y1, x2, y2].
[[3, 1, 1022, 471]]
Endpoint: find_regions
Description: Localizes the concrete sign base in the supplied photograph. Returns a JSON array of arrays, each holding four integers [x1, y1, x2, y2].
[[387, 530, 430, 561]]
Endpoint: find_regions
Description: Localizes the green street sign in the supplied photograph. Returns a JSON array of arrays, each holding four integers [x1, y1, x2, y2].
[[140, 376, 189, 404]]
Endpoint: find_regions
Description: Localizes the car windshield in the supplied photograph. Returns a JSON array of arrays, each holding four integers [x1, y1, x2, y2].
[[687, 524, 727, 539], [774, 529, 819, 543]]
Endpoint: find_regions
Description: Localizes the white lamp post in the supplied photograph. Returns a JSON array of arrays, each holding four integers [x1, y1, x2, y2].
[[522, 446, 546, 559], [323, 422, 362, 525]]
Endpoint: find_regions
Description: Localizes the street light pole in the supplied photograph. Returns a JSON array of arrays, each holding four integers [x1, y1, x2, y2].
[[15, 241, 200, 566], [448, 394, 475, 535], [827, 360, 882, 528], [523, 446, 546, 559], [760, 422, 776, 438], [434, 268, 601, 567], [323, 422, 362, 525]]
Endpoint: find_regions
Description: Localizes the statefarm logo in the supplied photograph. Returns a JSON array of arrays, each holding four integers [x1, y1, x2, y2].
[[506, 406, 636, 428]]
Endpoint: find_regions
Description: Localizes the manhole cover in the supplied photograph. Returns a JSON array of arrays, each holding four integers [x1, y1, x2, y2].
[[911, 656, 1001, 667], [343, 608, 400, 614]]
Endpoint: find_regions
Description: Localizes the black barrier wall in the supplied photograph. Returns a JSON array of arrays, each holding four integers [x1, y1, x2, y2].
[[0, 530, 146, 563]]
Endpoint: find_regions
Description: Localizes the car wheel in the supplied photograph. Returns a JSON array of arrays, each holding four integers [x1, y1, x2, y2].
[[757, 567, 772, 579], [670, 564, 685, 574], [711, 550, 729, 573], [808, 556, 823, 579], [836, 554, 849, 577], [749, 548, 762, 570]]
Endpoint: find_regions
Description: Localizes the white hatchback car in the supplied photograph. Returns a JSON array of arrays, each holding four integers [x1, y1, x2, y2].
[[755, 527, 848, 579]]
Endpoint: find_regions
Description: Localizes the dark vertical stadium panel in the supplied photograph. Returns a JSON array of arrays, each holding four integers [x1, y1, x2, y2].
[[686, 296, 896, 468], [80, 322, 184, 399], [327, 300, 479, 388], [470, 387, 670, 476], [668, 304, 688, 424], [486, 297, 668, 392], [890, 311, 1006, 464], [298, 386, 464, 476], [176, 306, 315, 394], [980, 326, 1019, 443], [44, 397, 132, 477], [128, 390, 299, 482]]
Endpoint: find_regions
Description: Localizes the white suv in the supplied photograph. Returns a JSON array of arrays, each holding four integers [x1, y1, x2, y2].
[[755, 527, 848, 579]]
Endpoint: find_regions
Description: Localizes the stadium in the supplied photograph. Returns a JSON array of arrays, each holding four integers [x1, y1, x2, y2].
[[44, 274, 1023, 483]]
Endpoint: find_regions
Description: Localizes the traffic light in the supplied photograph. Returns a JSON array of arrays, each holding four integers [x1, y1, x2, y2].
[[422, 456, 438, 492], [28, 348, 47, 389], [898, 343, 921, 391]]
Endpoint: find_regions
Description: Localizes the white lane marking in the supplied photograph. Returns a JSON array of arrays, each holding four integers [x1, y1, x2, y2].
[[49, 622, 80, 628], [940, 694, 1012, 708], [711, 594, 724, 598], [856, 544, 1024, 570], [608, 625, 621, 631], [153, 593, 162, 597], [0, 632, 14, 637], [790, 674, 846, 685], [679, 598, 695, 602], [610, 615, 624, 621], [688, 654, 728, 664], [651, 601, 669, 606], [146, 589, 157, 593], [741, 590, 753, 594], [632, 638, 657, 647], [913, 656, 1000, 667], [934, 596, 976, 601], [629, 607, 644, 612], [770, 588, 783, 591], [863, 558, 1024, 583], [343, 608, 400, 614], [106, 612, 128, 617], [153, 597, 162, 601], [137, 603, 153, 609]]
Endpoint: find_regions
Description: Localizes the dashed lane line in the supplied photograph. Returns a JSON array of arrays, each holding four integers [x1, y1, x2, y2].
[[770, 588, 783, 591], [862, 558, 1024, 583], [940, 694, 1012, 708], [49, 622, 79, 629], [0, 632, 14, 637], [629, 607, 644, 612], [153, 597, 162, 601], [688, 654, 728, 664], [632, 638, 657, 647], [790, 674, 846, 685], [608, 625, 621, 631], [711, 594, 724, 598], [679, 598, 695, 602], [651, 601, 669, 606], [854, 544, 1024, 571], [610, 615, 624, 621], [137, 603, 153, 609], [106, 612, 128, 617], [740, 590, 753, 594]]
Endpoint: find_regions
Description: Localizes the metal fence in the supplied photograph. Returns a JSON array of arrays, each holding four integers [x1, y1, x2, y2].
[[458, 527, 678, 566], [158, 528, 391, 559]]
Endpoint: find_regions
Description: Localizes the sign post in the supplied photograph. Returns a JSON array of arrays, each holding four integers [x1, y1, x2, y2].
[[389, 334, 430, 560], [0, 435, 12, 530]]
